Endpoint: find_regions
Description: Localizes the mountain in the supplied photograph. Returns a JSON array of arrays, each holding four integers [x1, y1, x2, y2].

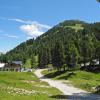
[[0, 20, 100, 71], [4, 20, 86, 59]]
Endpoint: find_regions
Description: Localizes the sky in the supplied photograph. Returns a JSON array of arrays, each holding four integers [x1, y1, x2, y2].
[[0, 0, 100, 53]]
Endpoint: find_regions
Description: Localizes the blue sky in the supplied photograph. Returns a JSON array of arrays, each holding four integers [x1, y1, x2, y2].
[[0, 0, 100, 53]]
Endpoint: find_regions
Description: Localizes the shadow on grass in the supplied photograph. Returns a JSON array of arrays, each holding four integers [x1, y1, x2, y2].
[[81, 65, 100, 74], [50, 95, 67, 99], [43, 71, 76, 80], [57, 72, 76, 80], [50, 92, 100, 100], [43, 71, 66, 78]]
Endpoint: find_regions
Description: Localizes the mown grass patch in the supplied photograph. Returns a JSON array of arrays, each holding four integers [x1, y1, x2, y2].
[[42, 69, 100, 93], [0, 71, 62, 100], [64, 24, 83, 32]]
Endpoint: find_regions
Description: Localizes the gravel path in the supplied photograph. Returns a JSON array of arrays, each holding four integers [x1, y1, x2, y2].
[[34, 69, 100, 100]]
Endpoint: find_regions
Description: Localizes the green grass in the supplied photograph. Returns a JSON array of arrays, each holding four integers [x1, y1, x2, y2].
[[64, 24, 83, 32], [42, 69, 100, 93], [0, 71, 62, 100]]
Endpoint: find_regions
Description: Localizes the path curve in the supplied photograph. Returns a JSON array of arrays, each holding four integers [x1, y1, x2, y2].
[[34, 69, 100, 100]]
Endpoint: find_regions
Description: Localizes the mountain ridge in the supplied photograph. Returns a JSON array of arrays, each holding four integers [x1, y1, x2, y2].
[[0, 20, 100, 71]]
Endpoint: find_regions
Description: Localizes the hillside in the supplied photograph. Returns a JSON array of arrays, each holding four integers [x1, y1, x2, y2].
[[0, 20, 100, 71]]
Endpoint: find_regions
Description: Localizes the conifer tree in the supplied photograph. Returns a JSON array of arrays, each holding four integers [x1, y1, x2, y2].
[[51, 42, 65, 71]]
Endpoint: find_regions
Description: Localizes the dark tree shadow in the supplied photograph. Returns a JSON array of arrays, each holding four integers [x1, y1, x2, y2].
[[81, 65, 100, 74], [43, 71, 76, 80], [50, 95, 67, 99], [43, 71, 67, 78], [57, 72, 76, 80]]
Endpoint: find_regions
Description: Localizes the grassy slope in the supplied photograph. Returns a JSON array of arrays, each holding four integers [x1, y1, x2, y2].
[[64, 24, 83, 32], [42, 70, 100, 93], [0, 71, 62, 100]]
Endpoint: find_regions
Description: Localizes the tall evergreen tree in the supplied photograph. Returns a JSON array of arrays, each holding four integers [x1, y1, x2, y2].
[[38, 48, 48, 68], [95, 41, 100, 66], [80, 29, 89, 67], [51, 42, 65, 71], [66, 42, 79, 69]]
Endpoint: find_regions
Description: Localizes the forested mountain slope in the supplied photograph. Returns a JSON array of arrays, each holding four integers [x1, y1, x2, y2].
[[0, 20, 100, 71]]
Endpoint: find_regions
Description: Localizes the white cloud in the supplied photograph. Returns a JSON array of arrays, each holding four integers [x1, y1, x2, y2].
[[3, 34, 19, 39], [20, 24, 43, 37], [0, 17, 33, 24], [19, 21, 51, 38], [0, 17, 52, 38], [9, 18, 51, 29], [27, 36, 33, 40], [8, 18, 33, 24]]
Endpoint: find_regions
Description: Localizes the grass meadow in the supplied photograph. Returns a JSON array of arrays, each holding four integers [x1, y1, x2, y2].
[[0, 71, 62, 100], [42, 69, 100, 93]]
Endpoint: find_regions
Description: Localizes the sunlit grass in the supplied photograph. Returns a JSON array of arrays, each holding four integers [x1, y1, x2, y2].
[[0, 71, 62, 100], [42, 69, 100, 92], [64, 24, 83, 32]]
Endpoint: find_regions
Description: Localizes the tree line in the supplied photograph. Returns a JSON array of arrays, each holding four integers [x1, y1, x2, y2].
[[0, 20, 100, 72]]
